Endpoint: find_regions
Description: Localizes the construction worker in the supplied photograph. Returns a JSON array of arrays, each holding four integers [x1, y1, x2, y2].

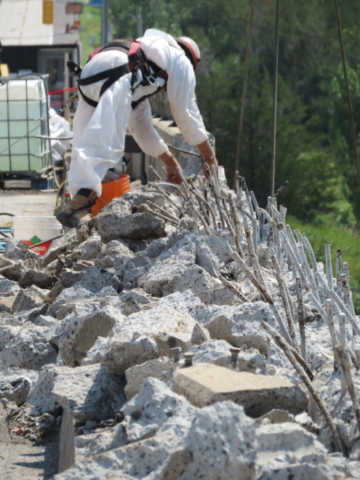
[[57, 29, 218, 228]]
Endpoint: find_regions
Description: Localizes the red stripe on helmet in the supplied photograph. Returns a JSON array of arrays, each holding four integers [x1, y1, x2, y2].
[[182, 41, 200, 70]]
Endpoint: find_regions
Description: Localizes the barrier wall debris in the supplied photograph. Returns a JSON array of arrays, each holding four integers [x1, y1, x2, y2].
[[0, 168, 359, 479]]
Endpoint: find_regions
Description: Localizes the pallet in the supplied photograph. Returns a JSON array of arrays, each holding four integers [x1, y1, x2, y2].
[[0, 177, 53, 190]]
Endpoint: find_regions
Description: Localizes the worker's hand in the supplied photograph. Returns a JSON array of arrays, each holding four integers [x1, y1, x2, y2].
[[196, 140, 218, 178], [159, 151, 183, 184], [202, 156, 218, 177]]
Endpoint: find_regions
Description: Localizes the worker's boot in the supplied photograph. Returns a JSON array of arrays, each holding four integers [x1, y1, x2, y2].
[[56, 188, 97, 228]]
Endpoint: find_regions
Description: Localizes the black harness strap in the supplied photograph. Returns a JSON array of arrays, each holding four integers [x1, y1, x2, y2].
[[71, 38, 168, 110], [77, 87, 98, 108], [78, 63, 130, 108], [78, 64, 130, 87]]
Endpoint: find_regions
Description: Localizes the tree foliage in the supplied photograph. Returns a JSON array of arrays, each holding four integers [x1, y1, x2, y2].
[[109, 0, 360, 227]]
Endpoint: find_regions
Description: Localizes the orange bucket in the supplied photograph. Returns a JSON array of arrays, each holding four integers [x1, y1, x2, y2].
[[91, 174, 130, 217]]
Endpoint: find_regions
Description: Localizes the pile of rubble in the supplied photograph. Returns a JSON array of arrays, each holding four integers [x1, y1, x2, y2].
[[0, 168, 360, 479]]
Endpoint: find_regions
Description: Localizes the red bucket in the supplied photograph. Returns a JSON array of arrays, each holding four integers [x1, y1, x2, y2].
[[91, 175, 130, 217]]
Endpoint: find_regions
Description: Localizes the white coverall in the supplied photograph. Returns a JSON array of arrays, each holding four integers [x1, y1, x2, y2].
[[68, 29, 208, 197]]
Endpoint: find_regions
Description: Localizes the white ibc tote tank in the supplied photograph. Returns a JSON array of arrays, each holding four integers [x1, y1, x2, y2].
[[0, 76, 50, 173]]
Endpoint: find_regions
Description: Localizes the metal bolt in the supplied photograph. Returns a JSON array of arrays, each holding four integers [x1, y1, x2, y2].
[[171, 347, 181, 363], [184, 353, 193, 367], [230, 348, 240, 365]]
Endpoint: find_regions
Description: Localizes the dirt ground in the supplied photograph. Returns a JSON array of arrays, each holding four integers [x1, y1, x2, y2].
[[0, 189, 60, 478], [0, 404, 58, 480]]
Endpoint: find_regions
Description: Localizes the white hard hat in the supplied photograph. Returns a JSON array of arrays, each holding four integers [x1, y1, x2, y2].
[[176, 36, 201, 71]]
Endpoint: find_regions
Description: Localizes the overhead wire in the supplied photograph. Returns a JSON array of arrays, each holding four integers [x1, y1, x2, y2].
[[333, 0, 360, 194], [270, 0, 280, 197]]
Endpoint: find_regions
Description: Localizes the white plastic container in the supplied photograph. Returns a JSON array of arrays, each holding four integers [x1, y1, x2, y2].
[[0, 78, 49, 172], [13, 216, 62, 256]]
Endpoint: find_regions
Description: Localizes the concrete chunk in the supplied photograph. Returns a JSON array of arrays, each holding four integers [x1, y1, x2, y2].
[[0, 325, 57, 370], [173, 364, 307, 417], [19, 269, 57, 289], [102, 304, 195, 374], [51, 364, 126, 422], [58, 305, 124, 366], [142, 235, 196, 296], [124, 357, 172, 400], [0, 368, 39, 406], [99, 212, 166, 243]]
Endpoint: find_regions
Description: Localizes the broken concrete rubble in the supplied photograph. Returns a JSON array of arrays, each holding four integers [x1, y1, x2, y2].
[[98, 211, 166, 243], [51, 364, 125, 423], [101, 303, 195, 374], [0, 325, 57, 370], [124, 357, 172, 400], [0, 368, 39, 405], [1, 174, 360, 479], [174, 265, 235, 305], [142, 234, 197, 296], [58, 305, 123, 366]]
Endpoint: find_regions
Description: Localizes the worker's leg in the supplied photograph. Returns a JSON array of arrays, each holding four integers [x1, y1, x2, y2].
[[57, 73, 132, 228], [72, 97, 96, 148]]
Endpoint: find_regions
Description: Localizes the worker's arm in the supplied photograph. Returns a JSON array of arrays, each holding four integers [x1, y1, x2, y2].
[[128, 99, 182, 184], [167, 54, 218, 173]]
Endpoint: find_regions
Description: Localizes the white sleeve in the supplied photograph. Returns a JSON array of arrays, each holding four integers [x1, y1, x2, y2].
[[128, 99, 168, 158], [167, 55, 208, 146]]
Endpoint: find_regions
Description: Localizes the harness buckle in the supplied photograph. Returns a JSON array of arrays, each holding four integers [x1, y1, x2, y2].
[[145, 75, 157, 87]]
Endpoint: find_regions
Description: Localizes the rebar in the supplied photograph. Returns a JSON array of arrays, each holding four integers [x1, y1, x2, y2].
[[140, 204, 179, 226], [229, 194, 245, 258], [280, 231, 308, 287], [252, 216, 259, 253], [272, 255, 298, 349], [209, 165, 226, 229], [335, 344, 360, 434], [336, 249, 343, 276], [279, 205, 287, 225], [325, 299, 340, 371], [296, 276, 306, 361], [152, 182, 183, 214], [325, 244, 333, 291], [149, 164, 162, 181], [146, 200, 180, 224], [343, 262, 349, 282], [189, 184, 217, 229], [218, 274, 250, 303], [302, 236, 318, 275], [297, 242, 320, 301], [249, 190, 259, 213], [262, 321, 345, 454], [286, 225, 301, 264], [339, 313, 347, 395], [221, 198, 236, 237]]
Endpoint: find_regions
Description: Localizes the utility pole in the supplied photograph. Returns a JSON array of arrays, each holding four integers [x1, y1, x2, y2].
[[136, 6, 143, 38], [101, 0, 108, 46]]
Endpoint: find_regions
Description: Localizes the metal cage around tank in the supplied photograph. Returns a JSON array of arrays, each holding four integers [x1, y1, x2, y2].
[[0, 74, 52, 177]]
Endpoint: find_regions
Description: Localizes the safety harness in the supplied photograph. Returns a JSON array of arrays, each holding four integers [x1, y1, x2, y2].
[[67, 39, 168, 110]]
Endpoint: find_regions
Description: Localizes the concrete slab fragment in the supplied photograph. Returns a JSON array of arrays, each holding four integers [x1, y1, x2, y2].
[[173, 364, 307, 417]]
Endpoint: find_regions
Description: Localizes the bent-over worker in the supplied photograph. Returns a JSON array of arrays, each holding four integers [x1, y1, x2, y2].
[[57, 29, 217, 228]]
